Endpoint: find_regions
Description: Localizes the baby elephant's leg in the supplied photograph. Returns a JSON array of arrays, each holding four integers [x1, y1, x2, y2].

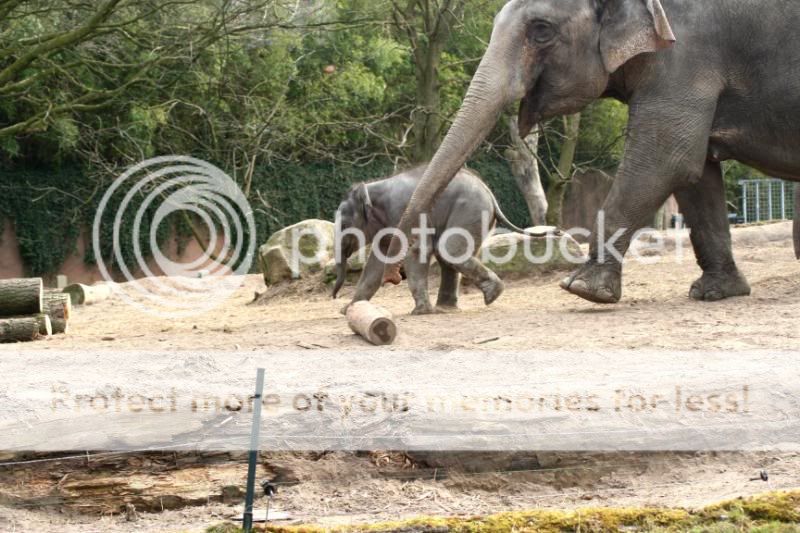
[[406, 239, 435, 315], [345, 244, 388, 314], [436, 261, 461, 311], [438, 233, 504, 306]]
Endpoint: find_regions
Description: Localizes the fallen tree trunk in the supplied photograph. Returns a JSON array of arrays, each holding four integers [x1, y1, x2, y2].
[[0, 317, 42, 343], [0, 278, 43, 317], [346, 301, 397, 346], [63, 283, 112, 305]]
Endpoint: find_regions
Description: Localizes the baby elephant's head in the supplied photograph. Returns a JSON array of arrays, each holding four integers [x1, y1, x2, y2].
[[333, 183, 383, 299]]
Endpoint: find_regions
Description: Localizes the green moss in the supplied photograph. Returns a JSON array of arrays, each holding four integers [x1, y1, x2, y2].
[[703, 492, 800, 523], [207, 491, 800, 533]]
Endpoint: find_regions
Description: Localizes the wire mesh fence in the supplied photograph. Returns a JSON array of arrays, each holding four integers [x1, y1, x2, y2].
[[739, 179, 797, 224]]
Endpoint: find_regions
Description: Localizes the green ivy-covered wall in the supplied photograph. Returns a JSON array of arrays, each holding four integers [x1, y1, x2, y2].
[[0, 156, 529, 277]]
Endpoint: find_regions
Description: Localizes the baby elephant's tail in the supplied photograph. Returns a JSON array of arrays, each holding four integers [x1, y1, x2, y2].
[[491, 194, 527, 234], [489, 190, 558, 238]]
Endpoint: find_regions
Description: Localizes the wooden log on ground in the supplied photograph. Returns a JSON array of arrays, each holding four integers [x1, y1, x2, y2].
[[43, 290, 70, 334], [49, 318, 69, 335], [44, 290, 72, 320], [346, 301, 397, 346], [43, 290, 71, 336], [0, 317, 42, 343], [0, 278, 43, 317], [63, 283, 112, 305]]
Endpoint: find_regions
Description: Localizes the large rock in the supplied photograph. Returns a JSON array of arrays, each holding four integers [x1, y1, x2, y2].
[[480, 231, 584, 277], [258, 220, 335, 285], [322, 245, 371, 286]]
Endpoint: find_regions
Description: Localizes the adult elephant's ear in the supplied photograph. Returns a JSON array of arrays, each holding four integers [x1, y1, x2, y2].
[[600, 0, 676, 74]]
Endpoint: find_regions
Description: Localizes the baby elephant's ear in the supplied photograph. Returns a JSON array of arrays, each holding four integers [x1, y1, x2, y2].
[[600, 0, 676, 74], [350, 183, 371, 219]]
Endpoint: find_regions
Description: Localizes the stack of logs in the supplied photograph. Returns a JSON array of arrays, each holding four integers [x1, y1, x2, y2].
[[0, 278, 72, 343]]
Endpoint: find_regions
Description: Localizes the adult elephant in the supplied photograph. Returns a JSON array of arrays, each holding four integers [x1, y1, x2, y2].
[[384, 0, 800, 304]]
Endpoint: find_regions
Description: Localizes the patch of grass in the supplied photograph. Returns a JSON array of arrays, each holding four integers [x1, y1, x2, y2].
[[207, 491, 800, 532]]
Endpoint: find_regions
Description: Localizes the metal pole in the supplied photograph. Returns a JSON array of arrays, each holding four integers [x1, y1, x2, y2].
[[781, 181, 786, 220], [768, 181, 773, 220], [742, 182, 748, 224], [755, 182, 760, 222], [243, 368, 265, 533]]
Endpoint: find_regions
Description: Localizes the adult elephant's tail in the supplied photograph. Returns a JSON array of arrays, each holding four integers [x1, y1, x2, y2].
[[794, 184, 800, 259]]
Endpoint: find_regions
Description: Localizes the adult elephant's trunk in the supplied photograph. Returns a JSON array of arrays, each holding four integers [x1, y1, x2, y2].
[[383, 27, 527, 283]]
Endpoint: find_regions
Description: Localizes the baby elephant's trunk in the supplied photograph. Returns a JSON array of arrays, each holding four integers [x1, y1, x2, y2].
[[332, 262, 347, 299], [332, 234, 358, 298]]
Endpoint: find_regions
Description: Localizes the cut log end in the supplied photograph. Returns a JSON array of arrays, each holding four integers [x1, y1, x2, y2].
[[346, 301, 398, 346], [370, 317, 397, 345], [35, 314, 52, 337]]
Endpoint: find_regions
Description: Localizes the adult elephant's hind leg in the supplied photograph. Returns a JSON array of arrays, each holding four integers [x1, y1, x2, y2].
[[674, 161, 750, 301]]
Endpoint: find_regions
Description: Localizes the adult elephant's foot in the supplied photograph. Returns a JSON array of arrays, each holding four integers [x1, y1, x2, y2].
[[689, 269, 751, 301], [560, 262, 622, 304], [435, 303, 460, 314], [478, 273, 504, 306]]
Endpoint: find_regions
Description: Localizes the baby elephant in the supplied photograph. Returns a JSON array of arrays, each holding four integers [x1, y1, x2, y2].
[[333, 165, 528, 315]]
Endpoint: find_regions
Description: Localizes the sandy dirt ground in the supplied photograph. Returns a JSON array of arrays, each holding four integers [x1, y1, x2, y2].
[[1, 223, 799, 531]]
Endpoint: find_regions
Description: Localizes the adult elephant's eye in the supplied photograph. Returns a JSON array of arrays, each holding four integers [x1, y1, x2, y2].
[[528, 20, 556, 44]]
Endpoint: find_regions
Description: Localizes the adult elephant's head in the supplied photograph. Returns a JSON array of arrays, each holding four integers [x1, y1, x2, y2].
[[384, 0, 675, 283]]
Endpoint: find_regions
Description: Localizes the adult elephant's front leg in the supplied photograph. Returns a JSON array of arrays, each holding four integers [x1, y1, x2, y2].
[[675, 162, 751, 301], [561, 96, 719, 303]]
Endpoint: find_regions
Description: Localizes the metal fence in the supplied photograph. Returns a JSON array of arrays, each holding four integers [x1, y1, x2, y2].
[[739, 179, 797, 224]]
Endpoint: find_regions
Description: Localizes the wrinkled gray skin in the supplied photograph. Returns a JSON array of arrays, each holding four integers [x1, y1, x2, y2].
[[386, 0, 800, 304], [795, 187, 800, 259], [334, 166, 526, 315]]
